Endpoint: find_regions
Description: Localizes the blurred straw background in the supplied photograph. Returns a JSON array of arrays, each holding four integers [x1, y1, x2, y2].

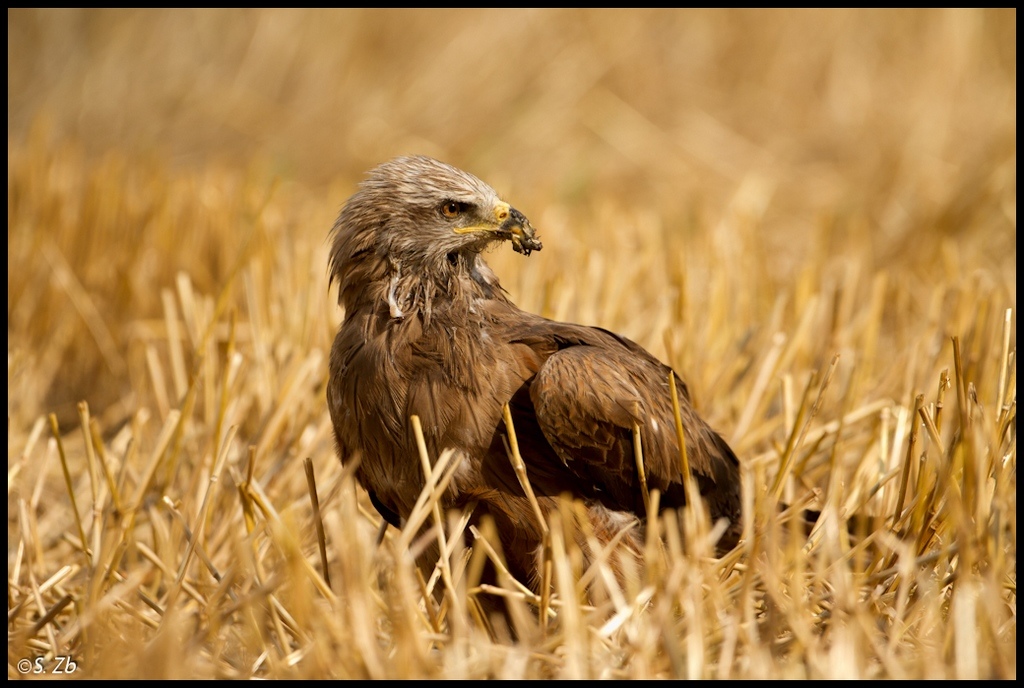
[[7, 9, 1016, 679]]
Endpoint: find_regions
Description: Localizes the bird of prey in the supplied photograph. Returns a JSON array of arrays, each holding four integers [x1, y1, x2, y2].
[[327, 156, 741, 587]]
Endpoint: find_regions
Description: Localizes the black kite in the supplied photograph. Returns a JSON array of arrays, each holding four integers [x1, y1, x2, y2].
[[327, 156, 742, 586]]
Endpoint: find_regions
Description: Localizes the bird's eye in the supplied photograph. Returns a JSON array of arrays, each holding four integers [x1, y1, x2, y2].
[[440, 201, 464, 218]]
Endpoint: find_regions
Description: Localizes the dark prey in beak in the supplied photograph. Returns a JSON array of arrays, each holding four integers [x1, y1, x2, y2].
[[502, 207, 543, 255]]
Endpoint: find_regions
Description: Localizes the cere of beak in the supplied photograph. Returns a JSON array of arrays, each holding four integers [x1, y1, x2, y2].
[[501, 207, 543, 256]]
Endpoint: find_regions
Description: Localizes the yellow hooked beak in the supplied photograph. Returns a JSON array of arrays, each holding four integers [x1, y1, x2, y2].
[[452, 201, 543, 255]]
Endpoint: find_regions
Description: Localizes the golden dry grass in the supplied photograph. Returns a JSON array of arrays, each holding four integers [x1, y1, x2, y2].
[[7, 8, 1016, 679]]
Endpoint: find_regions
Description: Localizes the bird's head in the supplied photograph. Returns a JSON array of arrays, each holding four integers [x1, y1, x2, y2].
[[330, 156, 542, 286]]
